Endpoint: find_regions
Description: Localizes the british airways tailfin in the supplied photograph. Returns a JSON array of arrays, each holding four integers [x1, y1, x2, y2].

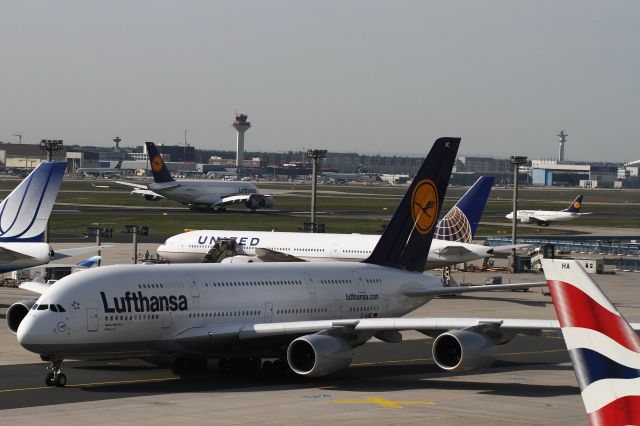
[[0, 161, 67, 242], [562, 195, 584, 213], [434, 176, 494, 242], [145, 142, 175, 183], [542, 259, 640, 426], [365, 138, 459, 272]]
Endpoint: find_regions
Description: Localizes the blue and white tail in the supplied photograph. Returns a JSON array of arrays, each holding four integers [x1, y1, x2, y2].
[[145, 142, 174, 183], [114, 160, 123, 170], [0, 162, 67, 242], [76, 255, 101, 268], [434, 176, 494, 242], [542, 259, 640, 426], [562, 195, 584, 213], [365, 137, 459, 272]]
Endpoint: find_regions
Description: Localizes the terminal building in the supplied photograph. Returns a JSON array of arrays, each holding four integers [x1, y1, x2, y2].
[[531, 160, 619, 188]]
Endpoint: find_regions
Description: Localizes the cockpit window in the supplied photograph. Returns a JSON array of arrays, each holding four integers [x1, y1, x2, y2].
[[57, 305, 66, 312], [37, 304, 49, 310], [50, 304, 58, 312]]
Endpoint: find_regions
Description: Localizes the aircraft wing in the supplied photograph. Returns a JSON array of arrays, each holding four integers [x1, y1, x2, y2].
[[19, 281, 51, 295], [402, 281, 548, 296], [254, 248, 306, 262], [218, 194, 251, 206], [431, 245, 473, 256], [115, 180, 148, 190], [173, 316, 640, 348], [0, 246, 37, 263], [529, 215, 550, 225], [491, 243, 531, 252], [130, 188, 165, 200], [52, 245, 111, 260], [218, 193, 275, 208]]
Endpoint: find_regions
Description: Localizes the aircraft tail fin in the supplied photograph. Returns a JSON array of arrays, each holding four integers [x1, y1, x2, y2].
[[542, 259, 640, 426], [76, 255, 101, 268], [434, 176, 494, 242], [114, 160, 123, 170], [364, 138, 459, 272], [0, 162, 67, 242], [562, 195, 583, 213], [145, 142, 175, 183]]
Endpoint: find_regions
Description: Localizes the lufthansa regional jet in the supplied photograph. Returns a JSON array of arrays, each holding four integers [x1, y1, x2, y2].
[[157, 176, 520, 268], [506, 195, 590, 226], [12, 138, 590, 388], [116, 142, 275, 211]]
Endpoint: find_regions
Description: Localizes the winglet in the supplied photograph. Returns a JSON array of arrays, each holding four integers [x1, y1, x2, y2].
[[0, 161, 67, 242], [145, 142, 175, 183], [434, 175, 494, 242], [542, 259, 640, 426], [562, 195, 584, 213], [364, 138, 460, 272]]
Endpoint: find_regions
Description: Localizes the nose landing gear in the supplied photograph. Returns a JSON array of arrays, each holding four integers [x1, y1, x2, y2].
[[44, 358, 66, 387]]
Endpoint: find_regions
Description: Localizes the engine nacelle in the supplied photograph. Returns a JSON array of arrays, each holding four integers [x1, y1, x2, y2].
[[258, 197, 275, 208], [220, 255, 263, 264], [432, 330, 497, 372], [519, 216, 530, 223], [6, 299, 37, 334], [287, 334, 352, 377], [245, 199, 259, 210]]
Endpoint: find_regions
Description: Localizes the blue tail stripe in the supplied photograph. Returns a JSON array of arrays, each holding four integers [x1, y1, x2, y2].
[[12, 164, 58, 239], [569, 347, 640, 391], [452, 176, 494, 237]]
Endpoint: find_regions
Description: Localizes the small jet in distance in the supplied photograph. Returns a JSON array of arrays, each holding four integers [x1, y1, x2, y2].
[[506, 195, 590, 226], [76, 160, 123, 177]]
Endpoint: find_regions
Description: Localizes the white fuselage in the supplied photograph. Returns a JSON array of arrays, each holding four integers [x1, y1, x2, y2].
[[149, 180, 259, 206], [0, 242, 51, 273], [505, 210, 579, 224], [156, 230, 494, 269], [16, 262, 436, 358]]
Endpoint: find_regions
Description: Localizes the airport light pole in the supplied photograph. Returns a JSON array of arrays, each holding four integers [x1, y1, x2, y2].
[[39, 139, 64, 243], [306, 149, 327, 232], [122, 225, 149, 264], [510, 155, 527, 273]]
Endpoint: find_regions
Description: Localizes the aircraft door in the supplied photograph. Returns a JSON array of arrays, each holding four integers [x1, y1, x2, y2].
[[87, 308, 98, 332], [162, 311, 172, 329], [302, 273, 316, 295], [183, 274, 200, 298], [351, 271, 366, 293], [329, 244, 340, 258], [335, 301, 345, 319], [264, 302, 273, 323]]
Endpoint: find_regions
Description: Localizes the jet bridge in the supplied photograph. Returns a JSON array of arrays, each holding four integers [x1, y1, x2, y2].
[[201, 238, 237, 263]]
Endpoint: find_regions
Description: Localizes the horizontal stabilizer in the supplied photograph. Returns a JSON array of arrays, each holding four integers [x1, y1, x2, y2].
[[403, 281, 547, 297], [53, 245, 111, 260]]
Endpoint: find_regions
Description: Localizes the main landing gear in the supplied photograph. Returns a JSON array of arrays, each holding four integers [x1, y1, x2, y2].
[[44, 358, 67, 387]]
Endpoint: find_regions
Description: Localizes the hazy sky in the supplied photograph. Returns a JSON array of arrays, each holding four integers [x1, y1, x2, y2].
[[1, 1, 638, 162]]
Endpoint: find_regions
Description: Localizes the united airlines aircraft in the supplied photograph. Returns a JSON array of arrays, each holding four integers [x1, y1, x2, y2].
[[10, 138, 573, 388], [157, 176, 520, 268], [506, 195, 590, 226], [116, 142, 275, 211], [0, 162, 99, 272], [542, 259, 640, 426]]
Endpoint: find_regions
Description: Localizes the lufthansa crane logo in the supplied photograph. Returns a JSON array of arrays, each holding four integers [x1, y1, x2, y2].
[[411, 179, 439, 234], [573, 201, 581, 209], [151, 154, 165, 173]]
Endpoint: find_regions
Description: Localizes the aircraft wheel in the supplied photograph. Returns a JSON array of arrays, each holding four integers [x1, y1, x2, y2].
[[55, 373, 67, 387], [45, 372, 55, 386]]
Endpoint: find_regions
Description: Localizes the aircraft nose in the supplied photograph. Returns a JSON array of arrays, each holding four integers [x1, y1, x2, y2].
[[16, 314, 46, 352]]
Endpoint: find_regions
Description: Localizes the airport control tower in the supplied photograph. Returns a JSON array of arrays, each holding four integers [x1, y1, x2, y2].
[[232, 113, 251, 169], [557, 130, 568, 162]]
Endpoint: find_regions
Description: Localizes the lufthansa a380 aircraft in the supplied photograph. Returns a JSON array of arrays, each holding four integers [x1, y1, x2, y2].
[[11, 138, 564, 388], [157, 176, 520, 268], [116, 142, 275, 211]]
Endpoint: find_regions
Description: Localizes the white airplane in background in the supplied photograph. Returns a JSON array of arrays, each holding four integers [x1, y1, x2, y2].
[[10, 138, 575, 389], [116, 142, 275, 211], [506, 195, 590, 226], [157, 176, 521, 268], [542, 259, 640, 425], [0, 162, 104, 273], [76, 160, 123, 177]]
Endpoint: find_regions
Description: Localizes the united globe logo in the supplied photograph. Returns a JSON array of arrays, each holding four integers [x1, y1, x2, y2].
[[434, 206, 472, 242], [411, 179, 439, 235]]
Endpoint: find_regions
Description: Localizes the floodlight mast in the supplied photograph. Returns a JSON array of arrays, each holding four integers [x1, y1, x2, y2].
[[510, 155, 527, 273], [306, 149, 327, 232]]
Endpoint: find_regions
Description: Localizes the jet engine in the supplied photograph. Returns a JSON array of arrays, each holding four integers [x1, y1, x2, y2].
[[6, 299, 37, 334], [432, 330, 497, 372], [245, 199, 259, 210], [245, 197, 274, 210], [287, 334, 352, 377], [144, 194, 163, 201], [258, 197, 275, 208]]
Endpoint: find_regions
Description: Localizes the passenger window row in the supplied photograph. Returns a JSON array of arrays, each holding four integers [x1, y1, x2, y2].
[[105, 314, 160, 322], [188, 310, 261, 318], [201, 280, 302, 287], [276, 307, 328, 315]]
